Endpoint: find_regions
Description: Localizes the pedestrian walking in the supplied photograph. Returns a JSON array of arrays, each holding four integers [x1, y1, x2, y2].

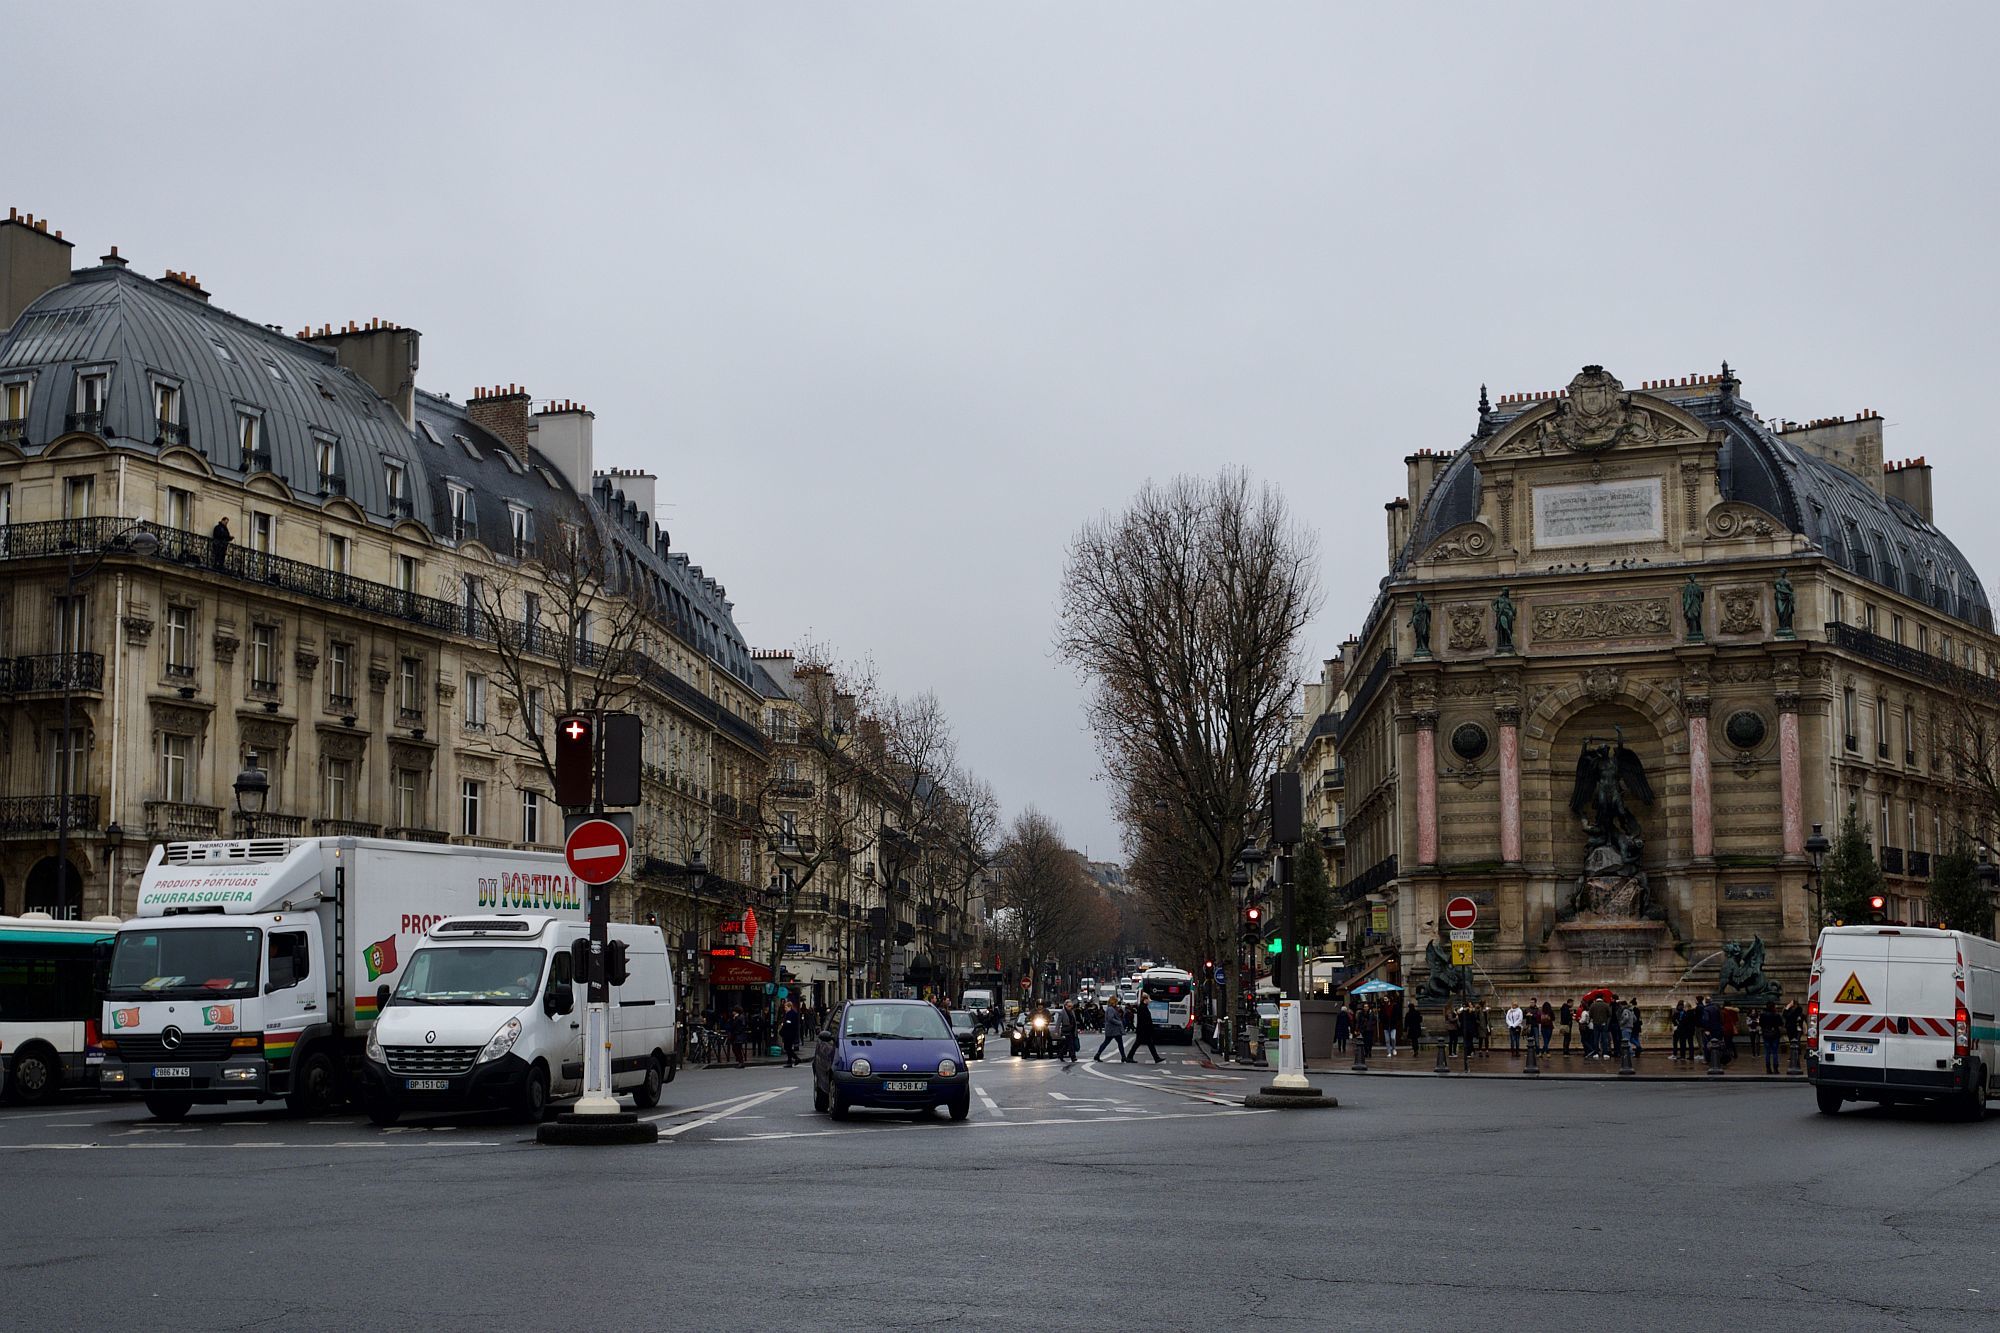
[[779, 999, 803, 1068], [1457, 1003, 1479, 1065], [1537, 1000, 1554, 1054], [1758, 1000, 1783, 1073], [1671, 1001, 1693, 1061], [1721, 1004, 1741, 1063], [1559, 1001, 1574, 1054], [1618, 1000, 1639, 1056], [1384, 1003, 1400, 1058], [1476, 1001, 1492, 1055], [1334, 1006, 1351, 1054], [1783, 998, 1804, 1063], [1125, 996, 1164, 1063], [1505, 1002, 1524, 1054], [1355, 1003, 1377, 1062], [1093, 1000, 1128, 1062], [726, 1008, 749, 1068], [1405, 1000, 1424, 1058]]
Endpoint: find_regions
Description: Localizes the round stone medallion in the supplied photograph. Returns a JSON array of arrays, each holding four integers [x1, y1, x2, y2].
[[1724, 709, 1766, 749], [1450, 723, 1489, 761]]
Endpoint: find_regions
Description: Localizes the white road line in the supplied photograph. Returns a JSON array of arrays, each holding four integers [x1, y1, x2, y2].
[[976, 1090, 1002, 1117], [658, 1086, 789, 1139], [0, 1106, 126, 1122], [638, 1091, 780, 1124], [1080, 1061, 1245, 1107]]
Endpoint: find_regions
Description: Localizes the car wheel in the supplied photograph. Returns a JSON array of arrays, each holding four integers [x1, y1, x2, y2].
[[9, 1047, 60, 1105], [829, 1090, 850, 1121], [631, 1057, 664, 1109], [813, 1079, 829, 1114], [1815, 1085, 1843, 1116], [144, 1094, 194, 1122], [286, 1049, 340, 1116], [515, 1063, 550, 1124], [948, 1093, 970, 1122]]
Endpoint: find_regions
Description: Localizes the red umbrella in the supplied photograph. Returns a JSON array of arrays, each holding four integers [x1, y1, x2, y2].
[[1577, 987, 1618, 1009]]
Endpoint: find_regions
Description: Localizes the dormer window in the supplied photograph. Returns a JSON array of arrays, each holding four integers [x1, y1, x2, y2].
[[384, 460, 409, 517], [211, 339, 235, 364], [314, 434, 344, 495], [419, 420, 442, 445], [238, 410, 265, 471], [456, 434, 481, 462], [74, 370, 108, 424], [447, 483, 475, 543], [2, 378, 30, 429], [509, 504, 531, 558], [263, 360, 287, 384]]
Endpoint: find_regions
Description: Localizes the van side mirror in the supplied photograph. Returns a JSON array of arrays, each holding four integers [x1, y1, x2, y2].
[[545, 984, 575, 1018], [375, 983, 392, 1014]]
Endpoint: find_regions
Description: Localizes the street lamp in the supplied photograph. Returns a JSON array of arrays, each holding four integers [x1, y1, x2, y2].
[[1805, 822, 1831, 931], [52, 521, 159, 919], [233, 752, 270, 819]]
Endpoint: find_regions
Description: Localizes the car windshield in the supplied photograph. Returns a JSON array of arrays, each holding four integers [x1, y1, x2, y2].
[[107, 927, 263, 1000], [843, 1002, 951, 1041], [950, 1010, 973, 1031], [394, 946, 545, 1006]]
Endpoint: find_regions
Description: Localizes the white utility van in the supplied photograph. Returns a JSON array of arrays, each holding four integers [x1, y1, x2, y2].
[[1808, 925, 1999, 1119], [361, 914, 675, 1124]]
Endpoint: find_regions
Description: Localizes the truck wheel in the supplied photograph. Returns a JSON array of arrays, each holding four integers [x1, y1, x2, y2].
[[631, 1057, 664, 1109], [1815, 1086, 1843, 1116], [515, 1064, 550, 1124], [144, 1095, 194, 1121], [9, 1047, 60, 1105], [286, 1050, 340, 1116]]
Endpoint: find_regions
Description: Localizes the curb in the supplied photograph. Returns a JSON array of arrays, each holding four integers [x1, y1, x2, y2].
[[1304, 1065, 1800, 1083]]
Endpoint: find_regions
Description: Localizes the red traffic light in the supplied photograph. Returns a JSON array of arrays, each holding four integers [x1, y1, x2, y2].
[[555, 714, 595, 807], [1246, 906, 1262, 923], [1867, 895, 1886, 911]]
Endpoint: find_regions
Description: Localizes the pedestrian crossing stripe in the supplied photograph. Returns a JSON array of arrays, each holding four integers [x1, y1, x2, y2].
[[1833, 973, 1870, 1005]]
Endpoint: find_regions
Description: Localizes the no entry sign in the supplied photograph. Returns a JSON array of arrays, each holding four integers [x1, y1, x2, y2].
[[564, 818, 630, 885], [1444, 896, 1478, 931]]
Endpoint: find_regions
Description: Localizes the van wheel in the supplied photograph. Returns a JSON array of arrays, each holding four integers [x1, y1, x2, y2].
[[515, 1064, 550, 1124], [144, 1094, 193, 1122], [1815, 1086, 1843, 1116], [365, 1098, 400, 1127], [1958, 1066, 1988, 1122], [9, 1047, 60, 1105], [631, 1057, 664, 1109], [286, 1049, 339, 1116]]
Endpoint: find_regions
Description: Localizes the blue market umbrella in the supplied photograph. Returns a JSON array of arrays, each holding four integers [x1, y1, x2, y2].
[[1350, 980, 1404, 995]]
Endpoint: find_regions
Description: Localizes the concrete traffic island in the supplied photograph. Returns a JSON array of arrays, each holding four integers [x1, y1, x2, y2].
[[536, 1110, 659, 1146], [1244, 1083, 1337, 1110], [1246, 1001, 1337, 1107]]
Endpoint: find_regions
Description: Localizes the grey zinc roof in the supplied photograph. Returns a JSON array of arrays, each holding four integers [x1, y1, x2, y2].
[[1397, 381, 1990, 631]]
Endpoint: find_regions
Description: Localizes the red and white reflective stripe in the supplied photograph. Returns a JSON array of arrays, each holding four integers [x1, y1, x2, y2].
[[1822, 1013, 1952, 1036]]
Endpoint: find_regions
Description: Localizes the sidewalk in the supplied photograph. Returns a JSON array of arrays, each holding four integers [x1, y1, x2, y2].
[[1299, 1044, 1801, 1083]]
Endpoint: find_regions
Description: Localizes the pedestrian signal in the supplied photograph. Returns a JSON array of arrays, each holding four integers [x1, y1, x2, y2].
[[1265, 936, 1283, 956], [605, 939, 629, 987]]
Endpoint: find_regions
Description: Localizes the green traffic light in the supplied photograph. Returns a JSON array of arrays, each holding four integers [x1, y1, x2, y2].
[[1265, 936, 1283, 955]]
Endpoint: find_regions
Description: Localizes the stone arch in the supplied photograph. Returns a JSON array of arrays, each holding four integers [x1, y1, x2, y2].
[[158, 445, 215, 480], [42, 434, 111, 460], [322, 496, 367, 525], [24, 856, 83, 917], [1521, 674, 1689, 872]]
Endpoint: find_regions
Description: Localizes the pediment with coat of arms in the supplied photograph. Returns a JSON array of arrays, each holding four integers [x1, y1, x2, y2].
[[1481, 366, 1708, 461]]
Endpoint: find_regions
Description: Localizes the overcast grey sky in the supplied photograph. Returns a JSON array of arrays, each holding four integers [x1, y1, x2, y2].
[[16, 3, 2000, 856]]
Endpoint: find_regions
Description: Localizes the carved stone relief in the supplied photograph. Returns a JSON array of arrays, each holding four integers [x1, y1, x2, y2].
[[1582, 666, 1622, 702], [1422, 522, 1496, 563], [1446, 604, 1487, 653], [149, 701, 210, 736], [123, 614, 154, 646], [212, 624, 240, 666], [1705, 502, 1782, 540], [1531, 599, 1670, 642], [294, 641, 320, 678], [238, 717, 293, 753], [1718, 588, 1762, 636]]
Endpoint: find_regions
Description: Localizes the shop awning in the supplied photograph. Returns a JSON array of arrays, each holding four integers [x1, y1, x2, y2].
[[710, 957, 774, 987]]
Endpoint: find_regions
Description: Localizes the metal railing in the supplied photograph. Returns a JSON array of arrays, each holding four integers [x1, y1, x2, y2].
[[771, 778, 815, 799], [8, 652, 105, 692], [314, 818, 381, 838], [146, 801, 220, 840], [386, 826, 449, 844], [1826, 622, 2000, 701], [156, 421, 189, 448], [1907, 849, 1932, 879], [233, 811, 306, 838], [0, 794, 98, 834], [65, 410, 105, 436], [0, 417, 24, 444], [1341, 853, 1399, 901], [1881, 846, 1905, 875]]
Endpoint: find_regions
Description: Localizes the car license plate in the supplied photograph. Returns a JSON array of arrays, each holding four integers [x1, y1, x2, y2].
[[884, 1080, 926, 1093], [1828, 1040, 1875, 1054], [404, 1078, 451, 1091], [152, 1066, 191, 1079]]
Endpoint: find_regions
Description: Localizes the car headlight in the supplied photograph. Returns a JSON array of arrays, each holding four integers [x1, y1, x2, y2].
[[365, 1025, 383, 1063], [850, 1057, 872, 1078], [477, 1017, 522, 1064], [939, 1059, 958, 1078]]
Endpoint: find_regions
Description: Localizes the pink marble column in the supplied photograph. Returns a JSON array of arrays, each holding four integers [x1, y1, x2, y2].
[[1687, 700, 1713, 859], [1778, 692, 1804, 856], [1415, 712, 1439, 866], [1497, 705, 1522, 864]]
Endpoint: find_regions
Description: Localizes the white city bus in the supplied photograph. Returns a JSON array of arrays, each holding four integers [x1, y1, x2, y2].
[[1138, 966, 1197, 1043], [0, 913, 120, 1103]]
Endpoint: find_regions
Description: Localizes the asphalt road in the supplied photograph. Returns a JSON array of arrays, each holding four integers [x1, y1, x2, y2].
[[3, 1044, 1995, 1332]]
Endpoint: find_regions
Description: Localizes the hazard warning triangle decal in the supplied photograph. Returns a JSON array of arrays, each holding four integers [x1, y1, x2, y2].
[[1833, 972, 1870, 1005]]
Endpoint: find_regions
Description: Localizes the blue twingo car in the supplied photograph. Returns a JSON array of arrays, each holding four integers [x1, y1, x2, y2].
[[813, 998, 971, 1121]]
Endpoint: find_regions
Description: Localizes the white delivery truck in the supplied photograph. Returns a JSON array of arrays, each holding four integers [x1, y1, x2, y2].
[[1808, 924, 2000, 1120], [100, 837, 586, 1120], [360, 914, 675, 1125]]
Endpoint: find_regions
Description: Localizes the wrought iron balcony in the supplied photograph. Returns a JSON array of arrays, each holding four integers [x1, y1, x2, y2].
[[0, 794, 99, 834], [1340, 853, 1399, 901], [155, 420, 189, 448], [0, 417, 24, 445], [64, 410, 105, 436], [146, 801, 221, 840], [1827, 622, 2000, 701], [771, 778, 816, 800], [232, 811, 306, 839], [10, 653, 105, 692], [244, 447, 275, 473], [1881, 845, 1905, 875], [314, 818, 381, 838], [1908, 849, 1932, 878], [386, 826, 449, 844], [320, 474, 347, 497], [389, 496, 414, 520]]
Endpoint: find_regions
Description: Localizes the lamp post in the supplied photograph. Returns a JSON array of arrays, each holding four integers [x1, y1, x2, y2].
[[1805, 822, 1831, 932], [233, 751, 270, 823], [1977, 852, 1998, 935], [52, 521, 158, 919], [103, 821, 125, 916]]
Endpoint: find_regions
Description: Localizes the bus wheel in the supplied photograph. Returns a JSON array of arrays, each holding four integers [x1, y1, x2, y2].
[[9, 1047, 60, 1105]]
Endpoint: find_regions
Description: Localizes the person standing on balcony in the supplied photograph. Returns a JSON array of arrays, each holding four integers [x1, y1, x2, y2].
[[209, 516, 231, 569]]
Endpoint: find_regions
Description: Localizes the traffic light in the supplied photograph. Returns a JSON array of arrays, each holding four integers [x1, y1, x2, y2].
[[1265, 935, 1284, 956], [570, 936, 594, 986], [1867, 894, 1888, 924], [555, 714, 595, 807], [599, 712, 642, 807], [605, 939, 630, 987]]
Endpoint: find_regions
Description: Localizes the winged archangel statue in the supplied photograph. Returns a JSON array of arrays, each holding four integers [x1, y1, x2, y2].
[[1569, 726, 1654, 871]]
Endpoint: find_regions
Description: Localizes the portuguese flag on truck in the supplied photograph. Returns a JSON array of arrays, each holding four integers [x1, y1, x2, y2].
[[363, 934, 398, 982]]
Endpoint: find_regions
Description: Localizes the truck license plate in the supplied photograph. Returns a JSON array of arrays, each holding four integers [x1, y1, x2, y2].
[[405, 1079, 451, 1091], [885, 1080, 926, 1093], [1828, 1040, 1875, 1054], [151, 1066, 191, 1079]]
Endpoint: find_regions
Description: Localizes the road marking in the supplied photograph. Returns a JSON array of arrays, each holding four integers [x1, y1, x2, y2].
[[658, 1087, 789, 1139], [639, 1091, 780, 1124], [977, 1089, 1002, 1117], [1081, 1061, 1244, 1107]]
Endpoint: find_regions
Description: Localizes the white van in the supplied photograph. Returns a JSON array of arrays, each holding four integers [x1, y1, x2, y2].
[[360, 915, 675, 1125], [1808, 925, 1999, 1119]]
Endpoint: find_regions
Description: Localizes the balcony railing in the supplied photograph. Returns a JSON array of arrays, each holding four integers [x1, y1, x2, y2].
[[388, 496, 414, 520], [1881, 846, 1906, 875], [0, 417, 24, 444], [233, 811, 306, 839], [65, 410, 105, 436], [0, 794, 98, 834], [8, 652, 105, 692], [155, 420, 189, 448], [146, 801, 220, 840], [386, 826, 449, 844], [1827, 622, 2000, 700], [314, 818, 381, 838], [771, 778, 816, 799], [244, 447, 275, 473], [1908, 849, 1932, 879], [1340, 853, 1399, 902]]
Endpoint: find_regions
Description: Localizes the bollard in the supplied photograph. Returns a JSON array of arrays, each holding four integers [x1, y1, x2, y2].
[[1617, 1039, 1635, 1077], [1524, 1034, 1540, 1076], [1705, 1036, 1724, 1076], [1787, 1036, 1804, 1077], [1351, 1040, 1369, 1073], [1435, 1036, 1450, 1074]]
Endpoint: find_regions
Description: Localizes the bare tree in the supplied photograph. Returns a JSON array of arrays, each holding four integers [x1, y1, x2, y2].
[[992, 808, 1093, 1002], [1057, 469, 1320, 1035]]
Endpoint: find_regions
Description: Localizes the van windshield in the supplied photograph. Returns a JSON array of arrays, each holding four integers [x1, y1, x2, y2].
[[107, 927, 263, 1000], [394, 947, 545, 1006]]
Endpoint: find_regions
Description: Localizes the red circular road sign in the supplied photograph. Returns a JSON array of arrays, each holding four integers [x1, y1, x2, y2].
[[564, 818, 630, 885], [1444, 896, 1478, 931]]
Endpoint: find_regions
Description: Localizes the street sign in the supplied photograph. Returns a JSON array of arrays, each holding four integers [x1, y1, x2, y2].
[[1451, 940, 1474, 966], [784, 942, 810, 953], [1444, 896, 1478, 931], [563, 818, 630, 885], [763, 982, 774, 995], [1449, 927, 1474, 943]]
